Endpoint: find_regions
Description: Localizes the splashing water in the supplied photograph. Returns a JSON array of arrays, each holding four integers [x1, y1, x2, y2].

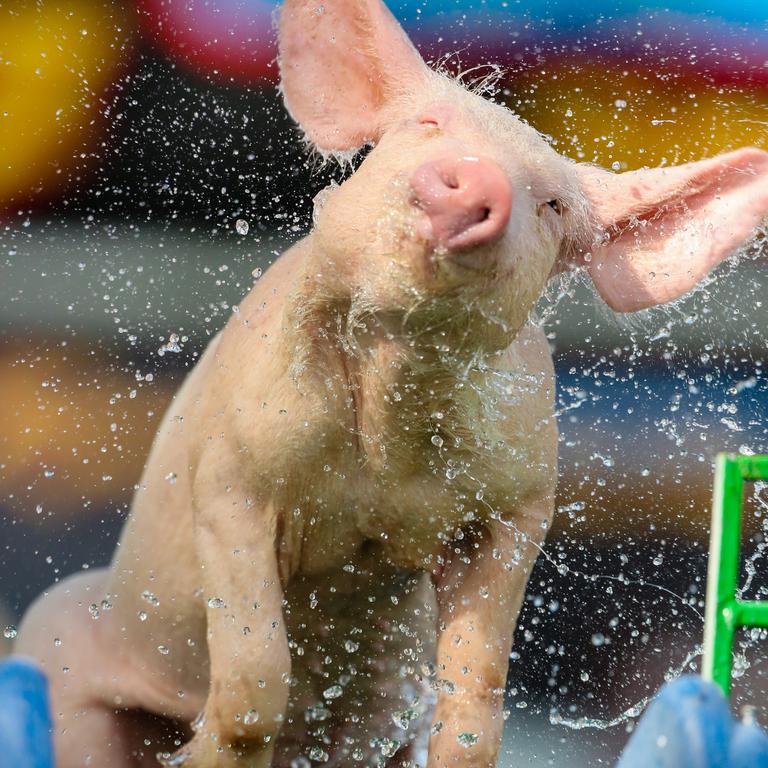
[[549, 645, 703, 730]]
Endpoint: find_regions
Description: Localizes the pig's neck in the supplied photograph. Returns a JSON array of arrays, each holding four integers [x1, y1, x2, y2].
[[285, 241, 519, 472], [345, 334, 468, 461], [327, 306, 502, 474]]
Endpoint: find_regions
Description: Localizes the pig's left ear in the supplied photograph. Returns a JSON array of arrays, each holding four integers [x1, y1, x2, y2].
[[278, 0, 429, 151], [574, 148, 768, 312]]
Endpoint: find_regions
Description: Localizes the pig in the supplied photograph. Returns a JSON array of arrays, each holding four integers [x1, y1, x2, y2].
[[15, 1, 768, 766]]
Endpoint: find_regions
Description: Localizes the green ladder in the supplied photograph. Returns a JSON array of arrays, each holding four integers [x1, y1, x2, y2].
[[703, 453, 768, 696]]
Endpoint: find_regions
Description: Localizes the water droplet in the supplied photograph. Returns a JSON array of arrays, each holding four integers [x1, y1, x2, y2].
[[244, 709, 260, 725], [323, 684, 343, 700], [207, 597, 225, 609], [157, 750, 190, 766], [392, 707, 420, 730], [457, 732, 479, 748], [308, 746, 329, 762], [157, 645, 170, 655], [733, 652, 750, 678], [290, 758, 311, 768], [431, 434, 444, 448], [377, 738, 401, 757], [741, 705, 757, 726], [141, 590, 160, 606], [158, 333, 182, 357], [191, 710, 206, 733], [305, 703, 330, 722], [235, 219, 249, 235], [3, 625, 17, 640], [252, 266, 263, 280], [344, 639, 359, 653]]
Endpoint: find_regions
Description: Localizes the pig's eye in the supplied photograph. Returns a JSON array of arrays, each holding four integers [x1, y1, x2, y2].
[[545, 199, 563, 215]]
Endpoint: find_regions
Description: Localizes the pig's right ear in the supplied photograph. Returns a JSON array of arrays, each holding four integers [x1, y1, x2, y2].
[[278, 0, 429, 151]]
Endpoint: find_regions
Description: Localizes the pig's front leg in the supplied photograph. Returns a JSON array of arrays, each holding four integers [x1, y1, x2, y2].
[[427, 500, 550, 768], [172, 488, 290, 768]]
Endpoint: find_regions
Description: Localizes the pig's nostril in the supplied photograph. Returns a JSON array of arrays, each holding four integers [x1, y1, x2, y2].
[[410, 156, 512, 254]]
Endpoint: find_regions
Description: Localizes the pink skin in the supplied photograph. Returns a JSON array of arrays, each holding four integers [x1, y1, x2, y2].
[[410, 155, 513, 257], [577, 150, 768, 310]]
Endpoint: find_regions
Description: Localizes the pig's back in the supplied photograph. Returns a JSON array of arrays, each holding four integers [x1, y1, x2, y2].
[[99, 330, 229, 717], [98, 244, 311, 714]]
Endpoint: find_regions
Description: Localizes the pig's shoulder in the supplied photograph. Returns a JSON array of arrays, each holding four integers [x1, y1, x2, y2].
[[481, 323, 557, 488], [496, 323, 555, 406]]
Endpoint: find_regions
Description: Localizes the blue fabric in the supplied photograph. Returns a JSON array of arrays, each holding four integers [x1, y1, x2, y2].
[[617, 676, 768, 768], [730, 721, 768, 768], [0, 657, 54, 768], [617, 676, 734, 768]]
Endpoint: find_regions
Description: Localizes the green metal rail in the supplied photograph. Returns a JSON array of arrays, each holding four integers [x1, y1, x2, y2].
[[702, 453, 768, 697]]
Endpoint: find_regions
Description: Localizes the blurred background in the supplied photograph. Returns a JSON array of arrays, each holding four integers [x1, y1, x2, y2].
[[1, 1, 768, 765]]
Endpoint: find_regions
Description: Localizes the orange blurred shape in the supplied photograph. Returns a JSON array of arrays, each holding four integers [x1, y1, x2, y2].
[[0, 341, 173, 524], [510, 62, 768, 170], [0, 1, 135, 212]]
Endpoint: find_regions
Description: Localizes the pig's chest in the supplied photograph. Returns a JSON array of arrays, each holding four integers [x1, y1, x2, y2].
[[285, 362, 549, 574], [288, 450, 504, 575]]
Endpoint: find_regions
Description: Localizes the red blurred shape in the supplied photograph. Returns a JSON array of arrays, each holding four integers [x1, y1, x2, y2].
[[138, 0, 276, 84]]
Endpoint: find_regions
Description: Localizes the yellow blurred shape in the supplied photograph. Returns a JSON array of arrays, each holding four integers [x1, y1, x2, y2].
[[511, 63, 768, 170], [0, 1, 133, 208], [0, 341, 174, 523]]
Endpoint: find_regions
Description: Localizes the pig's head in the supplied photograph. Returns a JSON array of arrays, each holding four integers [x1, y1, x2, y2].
[[279, 0, 768, 353]]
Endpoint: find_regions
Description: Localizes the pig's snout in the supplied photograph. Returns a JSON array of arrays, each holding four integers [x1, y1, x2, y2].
[[410, 156, 512, 256]]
